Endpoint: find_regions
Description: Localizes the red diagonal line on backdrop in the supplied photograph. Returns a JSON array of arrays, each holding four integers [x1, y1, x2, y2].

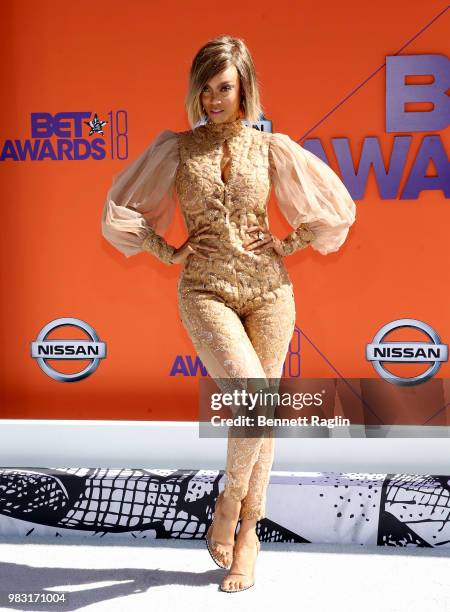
[[292, 7, 449, 428], [298, 327, 383, 424], [300, 328, 450, 428], [297, 6, 449, 142], [422, 402, 450, 426]]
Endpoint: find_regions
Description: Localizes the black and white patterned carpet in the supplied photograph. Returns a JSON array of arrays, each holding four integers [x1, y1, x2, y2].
[[0, 468, 448, 547]]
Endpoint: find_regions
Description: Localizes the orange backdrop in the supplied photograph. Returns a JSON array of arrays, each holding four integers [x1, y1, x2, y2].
[[1, 0, 448, 421]]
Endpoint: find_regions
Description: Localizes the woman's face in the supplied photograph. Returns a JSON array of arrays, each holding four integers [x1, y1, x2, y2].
[[200, 64, 241, 123]]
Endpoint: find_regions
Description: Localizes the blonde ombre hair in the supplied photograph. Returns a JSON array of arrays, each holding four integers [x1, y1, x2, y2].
[[185, 35, 264, 128]]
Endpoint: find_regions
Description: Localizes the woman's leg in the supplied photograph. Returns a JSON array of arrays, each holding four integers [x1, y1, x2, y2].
[[238, 283, 296, 520], [178, 286, 270, 567], [221, 284, 296, 592], [178, 287, 270, 496], [179, 283, 295, 519]]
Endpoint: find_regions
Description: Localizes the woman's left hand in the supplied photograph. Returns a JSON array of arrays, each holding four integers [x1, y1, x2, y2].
[[244, 225, 284, 256]]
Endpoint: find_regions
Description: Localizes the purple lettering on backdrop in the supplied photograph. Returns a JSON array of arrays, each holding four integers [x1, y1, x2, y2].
[[72, 139, 91, 160], [301, 139, 330, 164], [303, 137, 408, 200], [31, 112, 91, 138], [0, 138, 108, 161], [332, 137, 409, 200], [53, 114, 72, 137], [31, 113, 53, 138], [58, 140, 73, 160], [0, 140, 41, 161], [386, 55, 450, 132], [402, 135, 450, 198], [39, 140, 57, 160], [304, 134, 449, 200], [1, 111, 110, 160], [91, 139, 107, 160]]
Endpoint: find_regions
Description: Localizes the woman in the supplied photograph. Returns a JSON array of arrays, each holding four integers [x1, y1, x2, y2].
[[101, 35, 356, 592]]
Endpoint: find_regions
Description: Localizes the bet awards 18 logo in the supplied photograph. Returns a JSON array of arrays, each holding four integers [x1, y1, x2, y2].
[[1, 110, 128, 162]]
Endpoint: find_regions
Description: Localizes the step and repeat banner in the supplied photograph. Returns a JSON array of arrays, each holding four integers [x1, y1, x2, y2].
[[1, 1, 448, 427]]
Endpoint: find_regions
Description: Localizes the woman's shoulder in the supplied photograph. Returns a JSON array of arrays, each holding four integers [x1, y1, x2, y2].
[[174, 127, 200, 143], [151, 128, 179, 140], [149, 128, 180, 146], [243, 123, 271, 137], [267, 130, 290, 144], [142, 129, 180, 162], [237, 124, 273, 147]]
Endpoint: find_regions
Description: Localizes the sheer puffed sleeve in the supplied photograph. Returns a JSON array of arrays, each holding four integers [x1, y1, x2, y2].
[[269, 132, 356, 256], [101, 130, 179, 265]]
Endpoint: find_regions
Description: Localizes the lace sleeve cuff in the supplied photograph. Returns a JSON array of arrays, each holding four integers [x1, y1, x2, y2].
[[280, 223, 316, 257], [141, 230, 176, 265]]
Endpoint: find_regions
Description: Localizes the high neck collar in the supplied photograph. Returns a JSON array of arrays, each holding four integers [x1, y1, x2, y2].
[[203, 116, 245, 140]]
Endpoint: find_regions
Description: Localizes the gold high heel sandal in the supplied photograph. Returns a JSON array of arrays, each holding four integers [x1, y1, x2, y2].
[[220, 531, 260, 593], [205, 491, 239, 570]]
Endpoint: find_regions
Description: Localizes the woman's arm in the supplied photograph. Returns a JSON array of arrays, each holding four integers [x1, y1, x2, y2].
[[278, 223, 316, 256], [269, 132, 356, 256], [101, 130, 179, 265], [141, 230, 176, 265]]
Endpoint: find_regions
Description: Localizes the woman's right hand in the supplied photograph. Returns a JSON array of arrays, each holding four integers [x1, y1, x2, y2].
[[171, 226, 219, 264]]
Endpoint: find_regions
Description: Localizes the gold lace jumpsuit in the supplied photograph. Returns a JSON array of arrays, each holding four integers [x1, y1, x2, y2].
[[101, 117, 356, 520]]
